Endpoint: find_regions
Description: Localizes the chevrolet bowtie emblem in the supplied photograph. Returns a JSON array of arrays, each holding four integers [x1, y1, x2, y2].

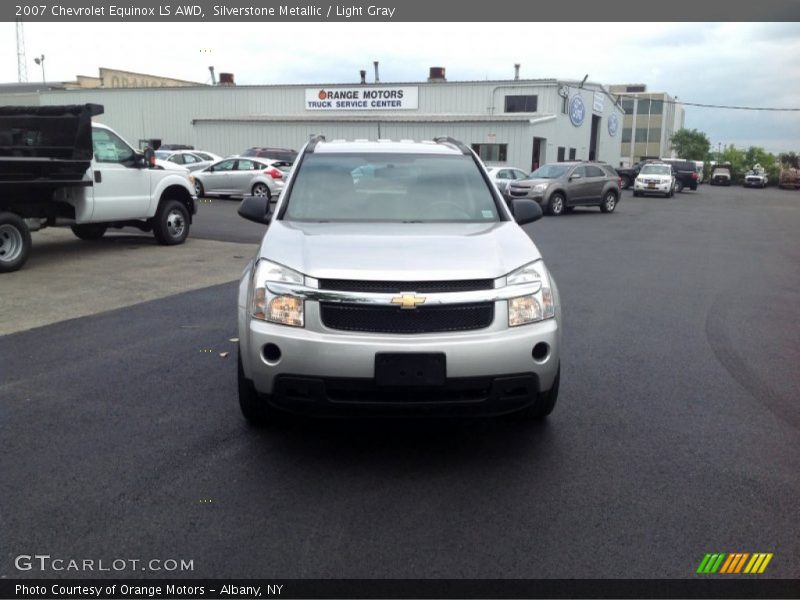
[[390, 292, 426, 309]]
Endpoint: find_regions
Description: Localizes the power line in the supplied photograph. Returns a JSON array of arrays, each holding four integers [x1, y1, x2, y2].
[[612, 91, 800, 112], [561, 84, 800, 112]]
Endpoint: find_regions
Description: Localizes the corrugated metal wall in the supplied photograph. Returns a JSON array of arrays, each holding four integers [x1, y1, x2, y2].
[[12, 80, 621, 169]]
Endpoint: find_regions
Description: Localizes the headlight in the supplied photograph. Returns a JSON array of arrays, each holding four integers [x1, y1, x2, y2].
[[250, 259, 304, 327], [532, 183, 548, 193], [506, 260, 555, 326]]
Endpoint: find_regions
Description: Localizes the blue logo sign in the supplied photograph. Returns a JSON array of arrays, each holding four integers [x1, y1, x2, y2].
[[569, 96, 585, 127], [608, 113, 619, 137]]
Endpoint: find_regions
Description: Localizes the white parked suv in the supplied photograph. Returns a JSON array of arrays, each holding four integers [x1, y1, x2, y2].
[[633, 163, 675, 198], [235, 136, 562, 423]]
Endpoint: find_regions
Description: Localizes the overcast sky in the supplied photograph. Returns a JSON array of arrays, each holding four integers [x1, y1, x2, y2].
[[2, 22, 799, 153]]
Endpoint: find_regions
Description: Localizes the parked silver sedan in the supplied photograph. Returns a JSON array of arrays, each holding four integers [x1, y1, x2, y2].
[[485, 166, 530, 195], [154, 150, 221, 172], [193, 156, 286, 199]]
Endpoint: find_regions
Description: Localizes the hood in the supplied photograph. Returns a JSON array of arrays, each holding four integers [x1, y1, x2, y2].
[[258, 221, 541, 281], [637, 172, 672, 180], [510, 177, 557, 188], [155, 159, 189, 173]]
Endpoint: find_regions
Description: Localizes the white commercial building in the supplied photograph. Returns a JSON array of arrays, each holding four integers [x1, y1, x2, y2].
[[1, 68, 624, 170]]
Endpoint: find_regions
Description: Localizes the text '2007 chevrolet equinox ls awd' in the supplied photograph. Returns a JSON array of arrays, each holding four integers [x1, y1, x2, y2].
[[236, 136, 562, 424]]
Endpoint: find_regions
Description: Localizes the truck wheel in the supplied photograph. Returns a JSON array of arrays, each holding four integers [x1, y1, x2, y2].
[[238, 347, 281, 426], [600, 190, 617, 213], [548, 192, 565, 216], [153, 199, 190, 245], [195, 180, 205, 197], [620, 176, 631, 190], [71, 224, 107, 240], [513, 365, 560, 419], [0, 212, 32, 273], [674, 180, 684, 193]]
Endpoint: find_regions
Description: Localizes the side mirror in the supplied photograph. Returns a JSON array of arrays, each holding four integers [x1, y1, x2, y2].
[[238, 195, 272, 224], [511, 199, 543, 225]]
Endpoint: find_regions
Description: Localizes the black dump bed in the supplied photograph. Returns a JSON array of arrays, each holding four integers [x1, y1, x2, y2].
[[0, 103, 103, 185]]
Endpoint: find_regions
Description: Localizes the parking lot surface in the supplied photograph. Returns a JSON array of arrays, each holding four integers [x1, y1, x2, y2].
[[2, 184, 799, 578]]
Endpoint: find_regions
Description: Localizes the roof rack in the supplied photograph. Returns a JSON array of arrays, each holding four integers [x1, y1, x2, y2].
[[306, 134, 326, 153], [433, 136, 471, 155]]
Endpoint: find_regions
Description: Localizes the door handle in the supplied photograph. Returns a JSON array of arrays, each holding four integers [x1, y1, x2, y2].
[[94, 171, 102, 183]]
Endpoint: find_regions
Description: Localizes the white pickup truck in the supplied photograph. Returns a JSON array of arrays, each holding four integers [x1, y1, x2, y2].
[[0, 104, 197, 272]]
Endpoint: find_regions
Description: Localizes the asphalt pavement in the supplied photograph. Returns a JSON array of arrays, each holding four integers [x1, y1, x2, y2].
[[2, 184, 799, 579]]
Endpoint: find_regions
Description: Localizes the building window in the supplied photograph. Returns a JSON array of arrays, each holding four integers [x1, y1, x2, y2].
[[626, 85, 646, 93], [471, 143, 507, 162], [504, 95, 538, 113], [621, 99, 634, 114], [649, 99, 663, 115], [557, 147, 566, 162], [622, 128, 632, 143], [637, 98, 651, 114], [635, 128, 649, 143], [649, 128, 662, 143], [569, 148, 576, 160]]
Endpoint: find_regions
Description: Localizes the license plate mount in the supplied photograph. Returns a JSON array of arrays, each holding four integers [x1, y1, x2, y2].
[[375, 353, 446, 387]]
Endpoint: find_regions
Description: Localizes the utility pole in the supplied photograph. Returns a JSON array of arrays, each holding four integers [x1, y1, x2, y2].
[[16, 20, 28, 82]]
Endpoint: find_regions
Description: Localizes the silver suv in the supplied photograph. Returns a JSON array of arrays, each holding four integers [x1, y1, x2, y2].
[[506, 161, 621, 215], [236, 137, 561, 423]]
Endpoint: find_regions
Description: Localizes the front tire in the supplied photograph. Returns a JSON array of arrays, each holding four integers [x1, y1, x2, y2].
[[71, 224, 107, 240], [548, 192, 565, 216], [153, 199, 190, 245], [513, 366, 560, 419], [600, 190, 618, 213], [195, 180, 205, 197], [674, 180, 684, 193], [0, 212, 31, 273]]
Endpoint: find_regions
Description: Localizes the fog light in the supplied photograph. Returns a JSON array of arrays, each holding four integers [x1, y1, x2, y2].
[[532, 342, 549, 362], [262, 343, 282, 364]]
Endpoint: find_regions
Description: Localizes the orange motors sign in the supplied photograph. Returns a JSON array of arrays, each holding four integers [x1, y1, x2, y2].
[[305, 86, 419, 110]]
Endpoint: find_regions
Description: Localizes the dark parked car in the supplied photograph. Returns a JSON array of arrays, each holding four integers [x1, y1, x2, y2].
[[242, 147, 298, 163], [506, 161, 621, 215], [661, 159, 700, 192]]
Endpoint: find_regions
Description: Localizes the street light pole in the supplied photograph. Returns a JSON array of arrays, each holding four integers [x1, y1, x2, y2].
[[33, 54, 45, 85]]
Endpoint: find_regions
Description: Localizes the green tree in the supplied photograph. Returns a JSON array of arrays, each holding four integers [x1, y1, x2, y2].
[[669, 128, 711, 160], [779, 151, 799, 169]]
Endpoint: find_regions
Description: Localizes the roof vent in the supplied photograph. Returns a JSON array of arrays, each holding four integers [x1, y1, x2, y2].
[[218, 72, 235, 86], [428, 67, 446, 82]]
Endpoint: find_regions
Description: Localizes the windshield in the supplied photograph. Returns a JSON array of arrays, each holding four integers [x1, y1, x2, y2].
[[283, 153, 501, 222], [640, 165, 671, 176], [529, 164, 569, 179]]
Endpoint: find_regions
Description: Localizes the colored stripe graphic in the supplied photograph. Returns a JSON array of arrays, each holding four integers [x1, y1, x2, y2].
[[758, 553, 773, 573], [700, 553, 774, 575], [719, 554, 736, 574], [735, 553, 750, 573], [697, 554, 713, 574]]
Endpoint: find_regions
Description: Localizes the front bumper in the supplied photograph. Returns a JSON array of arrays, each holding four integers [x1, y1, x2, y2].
[[634, 180, 671, 194], [239, 306, 560, 415]]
